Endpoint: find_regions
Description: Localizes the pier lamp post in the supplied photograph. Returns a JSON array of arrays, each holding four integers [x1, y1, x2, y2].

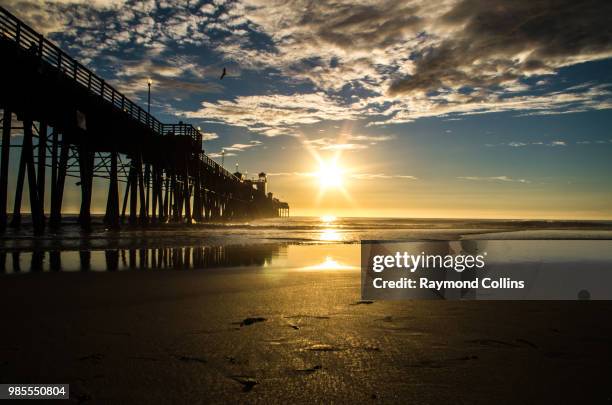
[[147, 78, 152, 114]]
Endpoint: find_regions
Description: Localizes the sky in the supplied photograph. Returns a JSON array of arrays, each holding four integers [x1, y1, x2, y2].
[[2, 0, 612, 219]]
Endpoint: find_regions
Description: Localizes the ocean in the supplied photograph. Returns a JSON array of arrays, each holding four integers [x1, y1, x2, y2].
[[1, 216, 611, 274]]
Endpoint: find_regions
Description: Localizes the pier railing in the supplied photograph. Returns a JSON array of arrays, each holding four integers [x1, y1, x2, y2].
[[0, 5, 239, 181]]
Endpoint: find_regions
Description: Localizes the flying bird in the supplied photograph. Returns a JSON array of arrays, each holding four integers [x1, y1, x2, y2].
[[219, 67, 226, 80]]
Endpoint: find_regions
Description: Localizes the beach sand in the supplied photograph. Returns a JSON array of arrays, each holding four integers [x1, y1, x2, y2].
[[1, 254, 612, 404]]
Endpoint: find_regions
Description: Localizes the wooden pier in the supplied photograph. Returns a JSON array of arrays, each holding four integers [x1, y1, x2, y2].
[[0, 6, 288, 233]]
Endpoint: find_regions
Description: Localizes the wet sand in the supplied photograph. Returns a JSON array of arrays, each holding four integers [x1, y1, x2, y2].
[[1, 261, 612, 403]]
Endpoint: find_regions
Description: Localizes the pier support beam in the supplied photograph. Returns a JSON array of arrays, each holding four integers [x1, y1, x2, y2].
[[121, 166, 131, 224], [128, 162, 137, 225], [163, 172, 170, 222], [0, 109, 11, 230], [157, 169, 164, 222], [144, 163, 150, 221], [184, 167, 191, 223], [50, 130, 58, 215], [37, 121, 47, 223], [193, 167, 202, 222], [104, 151, 120, 229], [10, 124, 27, 228], [22, 117, 44, 232], [137, 154, 147, 224], [151, 167, 158, 223], [49, 139, 68, 228], [78, 145, 94, 229]]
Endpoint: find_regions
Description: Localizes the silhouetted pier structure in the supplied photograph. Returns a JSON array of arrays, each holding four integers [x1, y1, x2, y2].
[[0, 6, 288, 233]]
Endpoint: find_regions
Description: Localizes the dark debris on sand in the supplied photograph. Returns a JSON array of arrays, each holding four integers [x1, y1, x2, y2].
[[175, 355, 207, 364], [465, 338, 520, 348], [516, 338, 539, 349], [410, 355, 478, 368], [77, 353, 104, 363], [295, 364, 322, 373], [239, 317, 267, 327], [230, 376, 258, 392], [351, 300, 374, 305]]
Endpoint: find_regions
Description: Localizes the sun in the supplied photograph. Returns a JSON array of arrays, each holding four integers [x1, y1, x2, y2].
[[317, 160, 343, 189]]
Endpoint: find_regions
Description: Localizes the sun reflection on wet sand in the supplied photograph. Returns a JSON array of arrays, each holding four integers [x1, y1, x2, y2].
[[320, 228, 343, 242], [300, 255, 356, 271]]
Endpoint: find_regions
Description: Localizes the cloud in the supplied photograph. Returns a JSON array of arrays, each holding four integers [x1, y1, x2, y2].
[[488, 140, 572, 148], [347, 134, 396, 142], [387, 0, 612, 96], [508, 142, 528, 147], [369, 83, 612, 124], [0, 0, 126, 35], [457, 176, 531, 184], [207, 139, 262, 159], [320, 143, 367, 151], [350, 173, 417, 180], [208, 151, 236, 158], [223, 142, 260, 151], [201, 132, 219, 141], [184, 92, 360, 137], [303, 133, 395, 151]]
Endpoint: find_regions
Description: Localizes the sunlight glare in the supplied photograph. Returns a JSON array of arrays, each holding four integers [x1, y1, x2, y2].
[[317, 160, 343, 189], [301, 256, 355, 271], [321, 214, 337, 223]]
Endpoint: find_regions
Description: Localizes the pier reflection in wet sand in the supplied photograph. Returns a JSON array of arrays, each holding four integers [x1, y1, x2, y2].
[[0, 244, 283, 273]]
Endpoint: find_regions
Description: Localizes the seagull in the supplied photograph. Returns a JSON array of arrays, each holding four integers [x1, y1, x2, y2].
[[219, 67, 226, 80]]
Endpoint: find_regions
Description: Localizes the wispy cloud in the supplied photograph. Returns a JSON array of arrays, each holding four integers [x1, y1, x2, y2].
[[487, 139, 596, 148], [303, 133, 395, 151], [201, 132, 219, 141], [223, 141, 261, 151], [350, 173, 417, 180], [207, 140, 262, 159], [208, 151, 236, 158], [457, 176, 531, 184]]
